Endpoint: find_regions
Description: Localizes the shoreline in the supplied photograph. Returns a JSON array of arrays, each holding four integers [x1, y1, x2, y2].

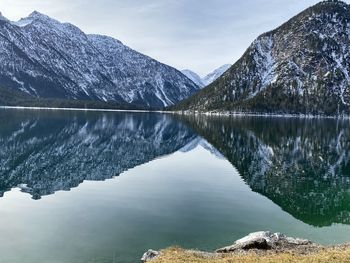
[[144, 244, 350, 263], [1, 105, 350, 119], [0, 105, 167, 114], [168, 110, 350, 120], [142, 231, 350, 262]]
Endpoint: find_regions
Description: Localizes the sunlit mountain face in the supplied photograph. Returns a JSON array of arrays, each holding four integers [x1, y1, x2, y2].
[[182, 115, 350, 227]]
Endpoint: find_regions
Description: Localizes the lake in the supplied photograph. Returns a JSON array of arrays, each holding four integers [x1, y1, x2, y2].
[[0, 109, 349, 263]]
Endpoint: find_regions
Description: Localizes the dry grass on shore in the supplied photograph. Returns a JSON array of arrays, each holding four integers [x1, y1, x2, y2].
[[151, 246, 350, 263]]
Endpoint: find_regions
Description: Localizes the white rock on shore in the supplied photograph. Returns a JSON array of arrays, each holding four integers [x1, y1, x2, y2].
[[141, 249, 160, 262], [141, 231, 316, 261], [216, 231, 312, 253]]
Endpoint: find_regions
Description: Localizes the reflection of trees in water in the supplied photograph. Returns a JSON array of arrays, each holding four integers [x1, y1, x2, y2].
[[1, 110, 350, 227], [0, 111, 196, 199], [182, 115, 350, 227]]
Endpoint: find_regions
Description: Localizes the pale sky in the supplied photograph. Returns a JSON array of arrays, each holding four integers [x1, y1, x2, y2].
[[1, 0, 349, 76]]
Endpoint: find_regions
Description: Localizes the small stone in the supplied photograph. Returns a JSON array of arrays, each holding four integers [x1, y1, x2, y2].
[[141, 249, 159, 262]]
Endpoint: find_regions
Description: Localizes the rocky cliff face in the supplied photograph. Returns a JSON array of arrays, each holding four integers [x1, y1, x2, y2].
[[0, 12, 199, 108], [174, 0, 350, 115]]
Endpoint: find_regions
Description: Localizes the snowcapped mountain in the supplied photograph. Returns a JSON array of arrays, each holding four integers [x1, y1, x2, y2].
[[0, 12, 8, 22], [0, 11, 199, 108], [201, 64, 231, 86], [181, 64, 231, 88], [174, 0, 350, 115], [181, 70, 205, 88]]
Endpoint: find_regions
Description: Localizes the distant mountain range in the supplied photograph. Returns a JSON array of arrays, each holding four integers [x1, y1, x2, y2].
[[173, 0, 350, 115], [181, 64, 231, 88], [0, 11, 199, 109], [1, 1, 350, 114]]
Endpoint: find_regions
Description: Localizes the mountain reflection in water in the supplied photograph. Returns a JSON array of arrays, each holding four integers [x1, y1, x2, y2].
[[182, 115, 350, 227], [0, 110, 196, 199], [0, 110, 349, 228]]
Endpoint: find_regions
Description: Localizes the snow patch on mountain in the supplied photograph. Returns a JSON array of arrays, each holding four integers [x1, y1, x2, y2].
[[249, 35, 277, 98], [181, 70, 205, 88], [182, 64, 232, 89], [202, 64, 231, 86]]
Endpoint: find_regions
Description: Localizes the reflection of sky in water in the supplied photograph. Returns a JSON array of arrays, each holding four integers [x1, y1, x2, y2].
[[0, 144, 349, 263], [0, 110, 350, 263]]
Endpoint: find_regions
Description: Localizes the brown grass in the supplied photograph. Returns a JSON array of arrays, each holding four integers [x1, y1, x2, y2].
[[151, 246, 350, 263]]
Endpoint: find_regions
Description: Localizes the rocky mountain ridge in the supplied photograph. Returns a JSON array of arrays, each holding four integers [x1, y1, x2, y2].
[[0, 11, 199, 109], [174, 0, 350, 115], [181, 64, 231, 88]]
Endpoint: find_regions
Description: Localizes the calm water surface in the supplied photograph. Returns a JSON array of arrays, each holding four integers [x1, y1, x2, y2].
[[0, 109, 349, 263]]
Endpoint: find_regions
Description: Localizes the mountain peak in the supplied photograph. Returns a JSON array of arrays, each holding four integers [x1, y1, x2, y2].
[[181, 69, 205, 88], [181, 65, 231, 88], [320, 0, 347, 5], [0, 11, 9, 22], [202, 64, 231, 86], [29, 10, 45, 17], [12, 11, 58, 28], [311, 0, 350, 12], [28, 10, 54, 21]]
